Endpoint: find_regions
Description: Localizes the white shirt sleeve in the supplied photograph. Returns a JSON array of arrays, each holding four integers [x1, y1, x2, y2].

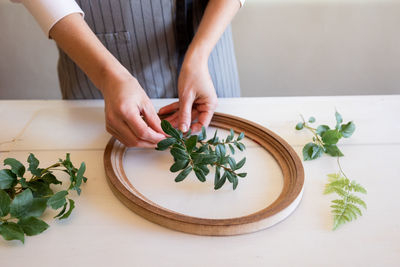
[[11, 0, 84, 37]]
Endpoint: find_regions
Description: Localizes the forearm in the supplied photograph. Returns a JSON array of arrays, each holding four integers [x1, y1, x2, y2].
[[185, 0, 240, 63], [49, 13, 131, 93]]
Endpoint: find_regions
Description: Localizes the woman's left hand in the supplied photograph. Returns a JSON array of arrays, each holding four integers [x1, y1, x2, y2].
[[159, 54, 217, 133]]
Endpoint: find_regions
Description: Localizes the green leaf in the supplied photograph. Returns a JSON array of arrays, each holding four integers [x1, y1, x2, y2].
[[4, 158, 25, 177], [10, 189, 33, 218], [175, 166, 192, 182], [156, 137, 177, 151], [216, 144, 226, 157], [340, 121, 356, 138], [75, 162, 86, 192], [27, 153, 42, 176], [214, 166, 221, 185], [308, 116, 316, 123], [25, 198, 48, 218], [59, 199, 75, 220], [214, 172, 227, 190], [194, 168, 206, 182], [324, 145, 344, 157], [54, 202, 67, 218], [235, 141, 245, 151], [42, 173, 62, 185], [185, 135, 198, 153], [170, 148, 189, 161], [228, 157, 237, 170], [295, 122, 304, 130], [335, 111, 343, 129], [169, 160, 189, 173], [237, 132, 245, 141], [232, 176, 238, 190], [198, 126, 207, 141], [235, 157, 246, 170], [0, 169, 17, 189], [161, 120, 182, 140], [316, 125, 330, 136], [207, 129, 218, 144], [0, 189, 11, 217], [198, 165, 209, 176], [237, 173, 247, 178], [228, 144, 235, 154], [321, 130, 342, 145], [17, 216, 49, 236], [47, 190, 68, 209], [192, 154, 218, 165], [302, 143, 324, 161], [0, 222, 25, 243], [28, 180, 53, 198]]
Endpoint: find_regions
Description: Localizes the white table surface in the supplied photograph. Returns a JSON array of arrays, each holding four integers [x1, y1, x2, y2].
[[1, 96, 399, 267]]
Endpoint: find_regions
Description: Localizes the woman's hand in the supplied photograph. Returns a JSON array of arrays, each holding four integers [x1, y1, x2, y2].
[[101, 73, 166, 147], [159, 54, 217, 133]]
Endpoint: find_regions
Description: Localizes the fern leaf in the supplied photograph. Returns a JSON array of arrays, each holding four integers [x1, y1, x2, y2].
[[326, 173, 367, 230], [347, 203, 362, 216], [350, 181, 367, 194], [347, 194, 367, 209]]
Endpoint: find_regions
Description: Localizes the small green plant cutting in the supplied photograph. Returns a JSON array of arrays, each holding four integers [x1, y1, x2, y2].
[[156, 120, 247, 190], [0, 153, 87, 243], [296, 111, 367, 230]]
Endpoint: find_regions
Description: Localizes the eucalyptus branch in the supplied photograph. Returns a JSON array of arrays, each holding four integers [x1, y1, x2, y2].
[[0, 153, 87, 243], [156, 120, 247, 190]]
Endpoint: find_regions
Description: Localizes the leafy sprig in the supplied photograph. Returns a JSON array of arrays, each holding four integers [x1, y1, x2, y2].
[[295, 111, 356, 160], [0, 153, 87, 243], [324, 158, 367, 230], [295, 110, 366, 230], [156, 120, 247, 190]]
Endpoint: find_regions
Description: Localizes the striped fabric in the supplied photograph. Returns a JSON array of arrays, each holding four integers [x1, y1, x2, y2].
[[57, 0, 241, 99]]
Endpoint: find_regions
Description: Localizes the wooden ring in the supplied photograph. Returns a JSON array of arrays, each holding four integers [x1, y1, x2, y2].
[[104, 112, 304, 236]]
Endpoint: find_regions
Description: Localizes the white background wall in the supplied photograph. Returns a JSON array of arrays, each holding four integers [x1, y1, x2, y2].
[[0, 0, 399, 99]]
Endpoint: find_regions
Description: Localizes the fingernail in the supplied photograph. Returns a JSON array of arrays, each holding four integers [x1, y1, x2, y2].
[[180, 124, 187, 132]]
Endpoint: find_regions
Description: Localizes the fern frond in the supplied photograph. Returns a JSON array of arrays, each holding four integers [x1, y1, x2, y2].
[[325, 173, 367, 230], [350, 181, 367, 194], [347, 194, 367, 209]]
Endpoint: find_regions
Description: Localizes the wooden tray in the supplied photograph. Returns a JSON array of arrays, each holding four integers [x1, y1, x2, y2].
[[104, 112, 304, 236]]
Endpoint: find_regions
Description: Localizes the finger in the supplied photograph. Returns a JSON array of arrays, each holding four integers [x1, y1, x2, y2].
[[107, 123, 156, 148], [169, 109, 199, 131], [158, 101, 179, 115], [178, 93, 195, 132], [124, 110, 165, 144], [190, 109, 214, 133], [163, 111, 179, 128], [142, 102, 165, 135]]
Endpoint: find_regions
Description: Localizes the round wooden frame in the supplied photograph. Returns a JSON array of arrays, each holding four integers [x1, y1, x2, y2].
[[104, 112, 304, 236]]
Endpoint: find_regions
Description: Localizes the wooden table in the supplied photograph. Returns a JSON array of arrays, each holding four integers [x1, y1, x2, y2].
[[1, 96, 399, 266]]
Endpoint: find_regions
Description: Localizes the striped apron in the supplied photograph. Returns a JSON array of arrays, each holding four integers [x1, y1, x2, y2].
[[57, 0, 241, 99]]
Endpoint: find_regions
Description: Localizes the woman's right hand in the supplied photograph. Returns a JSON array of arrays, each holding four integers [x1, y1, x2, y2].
[[100, 73, 166, 147]]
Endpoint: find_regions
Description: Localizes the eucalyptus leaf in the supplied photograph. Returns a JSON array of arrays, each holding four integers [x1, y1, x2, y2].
[[10, 189, 33, 218], [59, 199, 75, 220], [0, 222, 25, 243], [4, 158, 25, 178], [18, 216, 49, 236], [47, 190, 68, 210], [27, 153, 41, 176], [0, 169, 17, 189], [0, 189, 11, 217], [340, 121, 356, 138]]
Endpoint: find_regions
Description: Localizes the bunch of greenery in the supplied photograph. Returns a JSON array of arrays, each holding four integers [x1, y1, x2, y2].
[[156, 120, 247, 190], [295, 111, 367, 230], [295, 111, 355, 160], [0, 153, 87, 243]]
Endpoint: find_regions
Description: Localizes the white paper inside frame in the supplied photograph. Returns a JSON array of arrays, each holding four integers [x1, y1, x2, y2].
[[122, 127, 284, 219]]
